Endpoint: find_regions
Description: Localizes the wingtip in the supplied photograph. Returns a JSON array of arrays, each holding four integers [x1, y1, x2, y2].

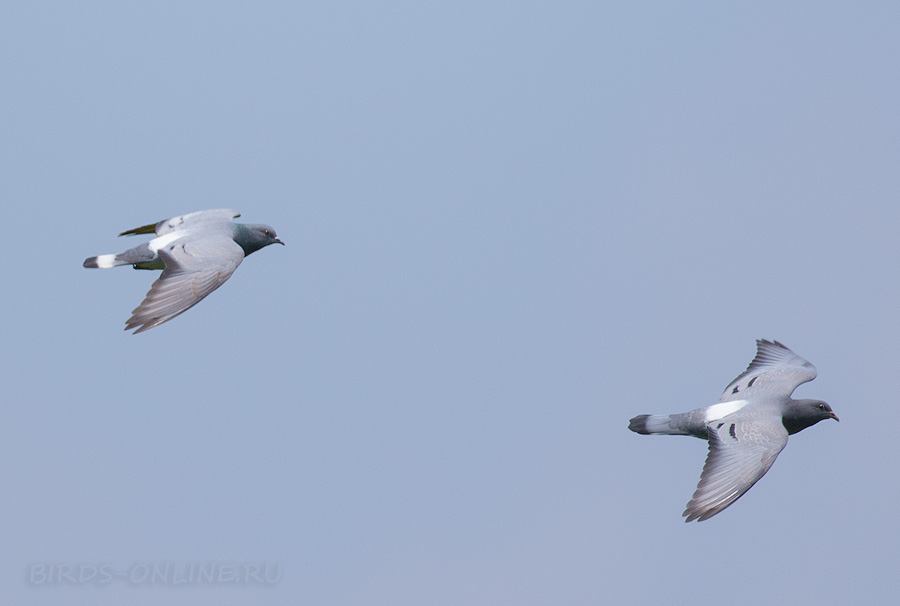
[[682, 503, 698, 522], [118, 222, 159, 237], [757, 338, 788, 350], [682, 503, 721, 522], [124, 316, 145, 334]]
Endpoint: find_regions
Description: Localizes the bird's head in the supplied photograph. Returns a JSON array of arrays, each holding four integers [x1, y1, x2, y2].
[[237, 224, 284, 256], [783, 398, 839, 435]]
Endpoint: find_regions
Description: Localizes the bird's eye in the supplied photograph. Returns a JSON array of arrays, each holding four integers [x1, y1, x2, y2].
[[264, 229, 270, 235], [818, 404, 825, 410]]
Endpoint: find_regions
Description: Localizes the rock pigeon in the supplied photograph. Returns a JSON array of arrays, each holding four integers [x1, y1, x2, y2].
[[84, 209, 283, 333], [628, 340, 838, 522]]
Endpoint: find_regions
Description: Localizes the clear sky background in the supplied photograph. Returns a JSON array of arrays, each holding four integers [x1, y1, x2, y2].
[[2, 2, 898, 604]]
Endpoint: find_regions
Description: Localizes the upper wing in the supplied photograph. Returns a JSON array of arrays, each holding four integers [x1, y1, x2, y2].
[[682, 414, 788, 522], [719, 339, 817, 403], [119, 209, 240, 237], [125, 235, 244, 333]]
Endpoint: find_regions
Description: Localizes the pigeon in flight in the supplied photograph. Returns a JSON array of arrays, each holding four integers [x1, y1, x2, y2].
[[84, 209, 283, 333], [628, 340, 838, 522]]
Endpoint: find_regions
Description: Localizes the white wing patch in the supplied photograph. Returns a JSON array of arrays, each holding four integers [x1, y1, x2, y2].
[[704, 399, 750, 423], [148, 232, 182, 254]]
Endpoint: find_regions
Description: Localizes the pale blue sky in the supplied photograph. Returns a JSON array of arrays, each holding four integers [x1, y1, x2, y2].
[[2, 2, 899, 604]]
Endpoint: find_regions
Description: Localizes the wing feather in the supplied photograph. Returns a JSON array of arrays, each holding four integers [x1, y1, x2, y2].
[[719, 339, 817, 403], [682, 415, 788, 522], [118, 209, 240, 237], [125, 235, 244, 333]]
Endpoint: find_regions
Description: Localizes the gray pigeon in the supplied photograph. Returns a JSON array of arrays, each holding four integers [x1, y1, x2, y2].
[[628, 340, 838, 522], [84, 209, 283, 333]]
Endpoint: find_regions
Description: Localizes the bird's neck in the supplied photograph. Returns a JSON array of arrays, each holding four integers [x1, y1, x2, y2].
[[232, 224, 263, 256], [781, 399, 821, 435]]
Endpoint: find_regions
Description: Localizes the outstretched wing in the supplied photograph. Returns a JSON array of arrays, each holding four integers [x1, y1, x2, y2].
[[719, 340, 817, 403], [125, 235, 244, 333], [682, 414, 788, 522], [119, 209, 240, 237]]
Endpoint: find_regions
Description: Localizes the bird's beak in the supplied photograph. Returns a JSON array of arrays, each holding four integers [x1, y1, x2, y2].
[[828, 411, 839, 422], [274, 238, 284, 245]]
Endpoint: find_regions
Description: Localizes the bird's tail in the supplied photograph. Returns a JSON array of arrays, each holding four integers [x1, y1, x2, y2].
[[83, 253, 130, 269], [628, 414, 689, 436], [83, 242, 158, 269]]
